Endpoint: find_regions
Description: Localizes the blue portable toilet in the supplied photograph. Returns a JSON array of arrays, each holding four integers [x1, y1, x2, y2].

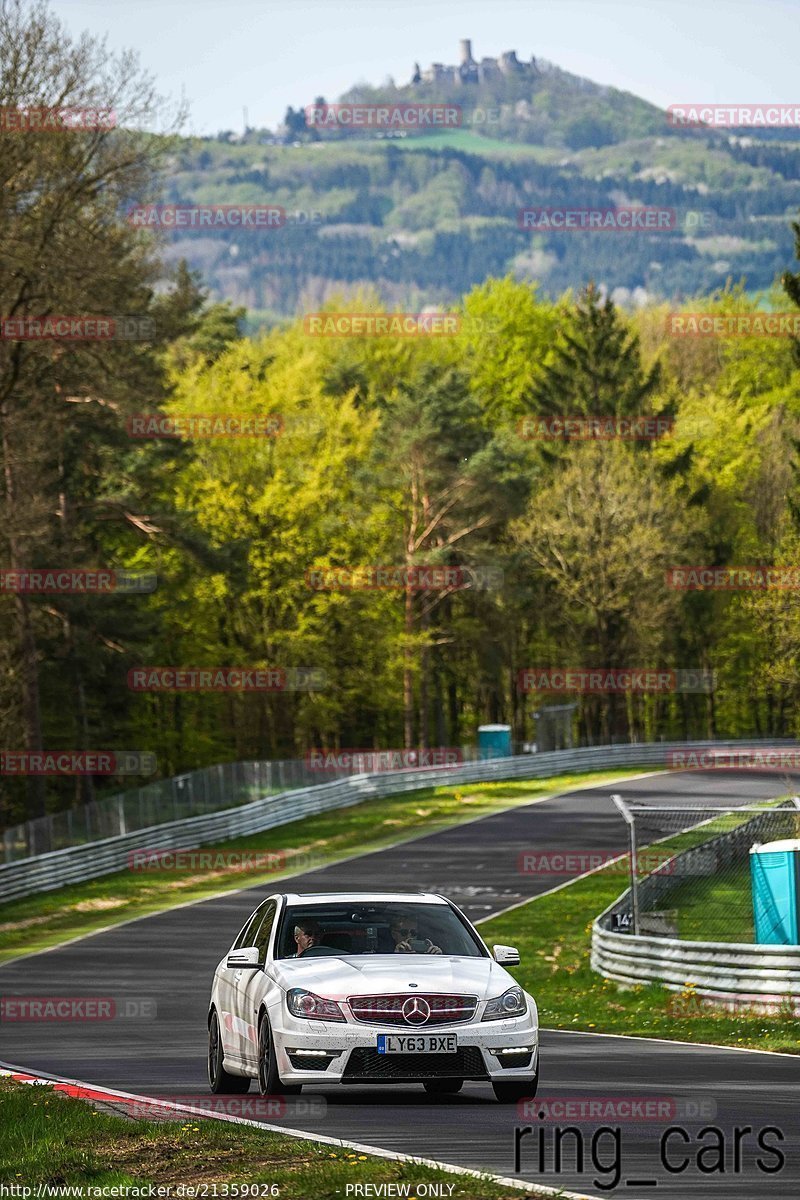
[[477, 724, 512, 760], [750, 840, 800, 945]]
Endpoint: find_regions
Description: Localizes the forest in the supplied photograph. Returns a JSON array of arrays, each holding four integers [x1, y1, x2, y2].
[[4, 0, 800, 827]]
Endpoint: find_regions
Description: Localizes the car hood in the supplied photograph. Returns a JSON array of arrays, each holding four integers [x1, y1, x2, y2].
[[268, 954, 515, 1000]]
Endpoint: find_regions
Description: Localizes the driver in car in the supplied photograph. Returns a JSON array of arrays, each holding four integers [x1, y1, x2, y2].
[[292, 918, 323, 956], [389, 912, 442, 954]]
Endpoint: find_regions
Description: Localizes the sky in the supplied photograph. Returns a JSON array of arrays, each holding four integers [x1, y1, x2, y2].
[[48, 0, 800, 136]]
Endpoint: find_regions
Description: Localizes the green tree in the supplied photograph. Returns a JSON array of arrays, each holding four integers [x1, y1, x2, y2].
[[528, 283, 662, 423], [0, 0, 193, 823], [368, 352, 529, 745], [453, 276, 559, 425], [512, 441, 688, 742], [153, 327, 385, 762]]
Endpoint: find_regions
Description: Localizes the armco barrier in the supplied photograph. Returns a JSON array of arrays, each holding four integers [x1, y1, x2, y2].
[[4, 756, 469, 862], [591, 923, 800, 1007], [2, 739, 799, 906], [591, 800, 800, 1008]]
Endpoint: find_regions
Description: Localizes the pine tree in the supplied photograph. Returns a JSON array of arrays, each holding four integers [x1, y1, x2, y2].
[[528, 282, 662, 422]]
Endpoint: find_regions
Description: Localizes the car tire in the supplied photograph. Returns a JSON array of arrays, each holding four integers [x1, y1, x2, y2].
[[423, 1079, 463, 1095], [492, 1073, 538, 1104], [208, 1009, 250, 1094], [257, 1011, 302, 1096]]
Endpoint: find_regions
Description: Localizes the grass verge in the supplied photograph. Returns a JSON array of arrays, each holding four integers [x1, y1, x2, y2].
[[0, 1079, 546, 1197], [480, 806, 800, 1053], [0, 767, 654, 964], [666, 860, 752, 943]]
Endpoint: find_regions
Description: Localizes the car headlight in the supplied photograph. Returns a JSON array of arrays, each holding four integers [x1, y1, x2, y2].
[[482, 986, 527, 1021], [286, 988, 346, 1022]]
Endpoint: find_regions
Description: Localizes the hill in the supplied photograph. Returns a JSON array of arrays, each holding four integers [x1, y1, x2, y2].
[[154, 41, 800, 324]]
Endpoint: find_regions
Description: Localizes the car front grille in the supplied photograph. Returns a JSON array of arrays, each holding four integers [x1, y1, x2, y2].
[[286, 1053, 333, 1071], [497, 1050, 534, 1070], [342, 1046, 487, 1082], [347, 993, 478, 1026]]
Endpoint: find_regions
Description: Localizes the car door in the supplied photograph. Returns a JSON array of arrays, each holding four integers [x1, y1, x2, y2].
[[232, 898, 278, 1068], [219, 902, 268, 1063]]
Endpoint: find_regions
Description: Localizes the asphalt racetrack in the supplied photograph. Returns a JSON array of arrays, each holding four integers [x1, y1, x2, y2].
[[2, 769, 799, 1198]]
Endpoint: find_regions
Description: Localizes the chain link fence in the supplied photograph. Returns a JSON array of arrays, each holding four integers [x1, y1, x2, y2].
[[1, 750, 489, 863], [610, 795, 800, 942]]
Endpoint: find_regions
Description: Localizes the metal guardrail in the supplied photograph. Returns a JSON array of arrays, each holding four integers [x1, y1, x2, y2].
[[2, 755, 478, 862], [1, 760, 281, 862], [2, 738, 797, 906], [591, 924, 800, 1006], [591, 799, 800, 1008], [0, 739, 689, 903]]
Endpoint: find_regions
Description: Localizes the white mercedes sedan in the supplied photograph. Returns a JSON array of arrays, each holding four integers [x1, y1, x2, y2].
[[207, 891, 539, 1103]]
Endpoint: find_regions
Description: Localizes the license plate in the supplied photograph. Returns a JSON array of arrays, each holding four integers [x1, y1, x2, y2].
[[377, 1033, 457, 1054]]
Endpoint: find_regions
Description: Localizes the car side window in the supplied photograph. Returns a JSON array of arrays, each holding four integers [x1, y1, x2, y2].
[[252, 900, 277, 963], [233, 901, 268, 950]]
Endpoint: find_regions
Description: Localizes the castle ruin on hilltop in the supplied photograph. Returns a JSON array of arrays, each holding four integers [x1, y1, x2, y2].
[[412, 39, 538, 86]]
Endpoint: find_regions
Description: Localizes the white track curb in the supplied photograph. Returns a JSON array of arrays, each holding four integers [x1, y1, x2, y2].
[[0, 1062, 593, 1200]]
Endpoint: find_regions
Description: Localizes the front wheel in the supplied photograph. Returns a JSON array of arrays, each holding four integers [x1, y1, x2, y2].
[[257, 1012, 301, 1096], [492, 1074, 538, 1104], [208, 1009, 250, 1094]]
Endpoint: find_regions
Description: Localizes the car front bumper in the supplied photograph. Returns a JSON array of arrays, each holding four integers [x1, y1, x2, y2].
[[268, 999, 539, 1085]]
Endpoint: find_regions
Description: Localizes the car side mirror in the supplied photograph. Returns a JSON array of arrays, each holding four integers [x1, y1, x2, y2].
[[227, 946, 260, 969], [493, 944, 520, 966]]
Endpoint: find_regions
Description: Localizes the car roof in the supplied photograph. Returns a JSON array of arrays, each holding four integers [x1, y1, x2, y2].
[[279, 892, 448, 905]]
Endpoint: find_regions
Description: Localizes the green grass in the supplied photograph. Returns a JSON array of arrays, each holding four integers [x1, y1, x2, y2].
[[0, 767, 654, 964], [665, 861, 754, 943], [479, 808, 800, 1053], [392, 129, 561, 159], [0, 1079, 542, 1197]]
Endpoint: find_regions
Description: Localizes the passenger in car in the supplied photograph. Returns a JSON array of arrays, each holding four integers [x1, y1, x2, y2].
[[389, 912, 442, 954]]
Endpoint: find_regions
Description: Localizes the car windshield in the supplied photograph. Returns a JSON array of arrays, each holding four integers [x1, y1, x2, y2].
[[275, 901, 487, 960]]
